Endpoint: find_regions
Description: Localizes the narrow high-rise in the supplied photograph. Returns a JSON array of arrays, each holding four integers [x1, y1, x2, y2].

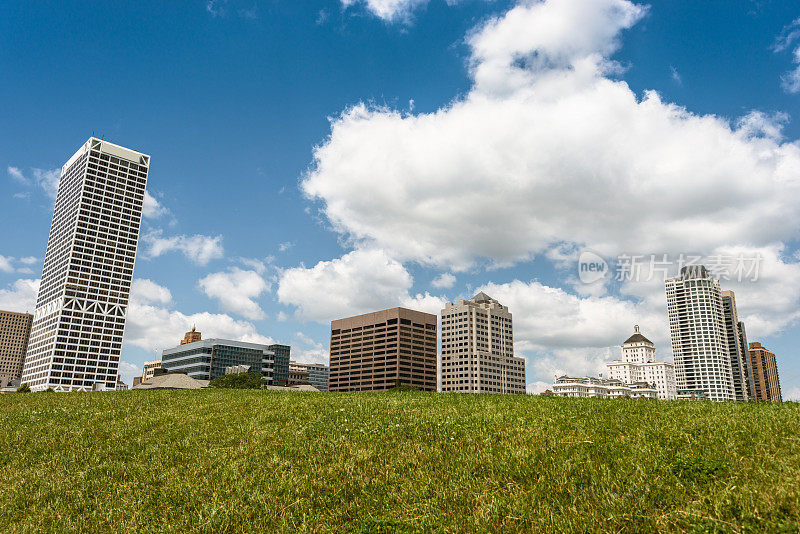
[[720, 291, 754, 401], [440, 292, 526, 394], [748, 342, 782, 402], [0, 310, 33, 387], [665, 266, 735, 401], [21, 138, 149, 391]]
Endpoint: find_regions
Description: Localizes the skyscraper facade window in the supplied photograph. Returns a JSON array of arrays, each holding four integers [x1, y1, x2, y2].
[[720, 290, 754, 401], [748, 342, 783, 402], [665, 266, 735, 401], [21, 138, 149, 391], [162, 339, 277, 382], [606, 325, 677, 400], [440, 292, 526, 394], [329, 308, 437, 392], [0, 310, 33, 387]]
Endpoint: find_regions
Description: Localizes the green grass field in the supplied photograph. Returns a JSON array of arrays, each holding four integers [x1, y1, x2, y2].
[[1, 390, 798, 532]]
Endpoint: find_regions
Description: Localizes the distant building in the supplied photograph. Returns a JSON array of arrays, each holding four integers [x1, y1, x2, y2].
[[269, 344, 291, 386], [132, 377, 142, 387], [142, 360, 162, 383], [666, 266, 736, 401], [161, 339, 277, 384], [607, 325, 676, 400], [748, 342, 782, 402], [440, 292, 525, 394], [305, 363, 329, 392], [0, 310, 33, 388], [225, 364, 251, 375], [330, 307, 437, 392], [721, 291, 755, 401], [115, 375, 128, 391], [677, 389, 709, 401], [22, 138, 149, 391], [288, 361, 310, 386], [180, 326, 202, 345], [551, 376, 657, 399], [288, 361, 329, 391]]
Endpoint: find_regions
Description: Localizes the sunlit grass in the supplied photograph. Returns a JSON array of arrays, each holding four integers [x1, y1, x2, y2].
[[1, 390, 798, 532]]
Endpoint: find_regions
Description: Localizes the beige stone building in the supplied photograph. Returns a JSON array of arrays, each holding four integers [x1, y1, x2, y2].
[[180, 326, 201, 345], [142, 360, 162, 383], [0, 310, 33, 387], [748, 342, 782, 402], [440, 292, 526, 394], [329, 308, 437, 391]]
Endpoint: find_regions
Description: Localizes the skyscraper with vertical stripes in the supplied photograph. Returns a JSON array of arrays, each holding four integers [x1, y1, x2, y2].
[[665, 266, 735, 401], [21, 138, 149, 391]]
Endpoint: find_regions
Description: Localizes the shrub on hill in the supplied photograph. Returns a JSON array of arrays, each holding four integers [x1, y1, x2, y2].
[[16, 383, 30, 393], [209, 372, 264, 389]]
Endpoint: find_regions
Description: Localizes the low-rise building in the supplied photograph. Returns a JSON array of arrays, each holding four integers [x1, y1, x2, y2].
[[287, 361, 329, 391], [677, 389, 709, 401], [161, 339, 278, 384], [551, 375, 658, 399], [133, 369, 209, 390], [142, 360, 162, 383], [288, 361, 310, 386]]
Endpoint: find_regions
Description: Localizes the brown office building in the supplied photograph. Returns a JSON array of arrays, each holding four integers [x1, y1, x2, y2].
[[0, 310, 33, 387], [329, 307, 437, 392], [748, 342, 782, 402], [180, 326, 202, 345]]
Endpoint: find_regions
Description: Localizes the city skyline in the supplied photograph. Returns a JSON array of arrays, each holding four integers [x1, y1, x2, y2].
[[2, 0, 800, 398]]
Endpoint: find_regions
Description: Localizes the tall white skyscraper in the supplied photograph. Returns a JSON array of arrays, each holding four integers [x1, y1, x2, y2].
[[440, 292, 526, 394], [665, 266, 735, 401], [21, 138, 149, 391], [607, 325, 677, 400]]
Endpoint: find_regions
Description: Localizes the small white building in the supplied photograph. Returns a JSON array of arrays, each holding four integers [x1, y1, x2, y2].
[[606, 326, 676, 400], [551, 375, 657, 399]]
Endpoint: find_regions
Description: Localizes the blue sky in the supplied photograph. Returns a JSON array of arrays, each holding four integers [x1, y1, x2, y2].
[[2, 0, 800, 398]]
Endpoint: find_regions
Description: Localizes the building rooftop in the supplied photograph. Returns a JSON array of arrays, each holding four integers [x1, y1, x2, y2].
[[623, 325, 653, 345]]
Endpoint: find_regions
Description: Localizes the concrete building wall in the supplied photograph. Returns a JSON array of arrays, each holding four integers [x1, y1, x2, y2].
[[440, 292, 525, 394]]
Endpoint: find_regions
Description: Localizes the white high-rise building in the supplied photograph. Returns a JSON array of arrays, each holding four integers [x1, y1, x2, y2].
[[440, 292, 526, 394], [607, 325, 677, 400], [665, 266, 735, 401], [21, 138, 149, 391]]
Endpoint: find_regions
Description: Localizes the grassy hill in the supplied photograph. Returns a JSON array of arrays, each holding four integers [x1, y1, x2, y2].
[[1, 390, 798, 532]]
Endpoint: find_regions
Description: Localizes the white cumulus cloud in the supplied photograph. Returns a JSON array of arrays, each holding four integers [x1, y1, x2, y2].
[[125, 279, 273, 353], [0, 279, 40, 313], [278, 248, 446, 322], [198, 267, 269, 320], [142, 231, 224, 266]]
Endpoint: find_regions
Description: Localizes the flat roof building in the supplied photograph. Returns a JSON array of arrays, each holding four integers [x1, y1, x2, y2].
[[0, 310, 33, 388], [21, 138, 149, 391], [329, 307, 437, 392], [288, 361, 329, 392], [440, 292, 526, 394], [748, 342, 782, 402], [161, 339, 276, 384], [142, 360, 162, 383]]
